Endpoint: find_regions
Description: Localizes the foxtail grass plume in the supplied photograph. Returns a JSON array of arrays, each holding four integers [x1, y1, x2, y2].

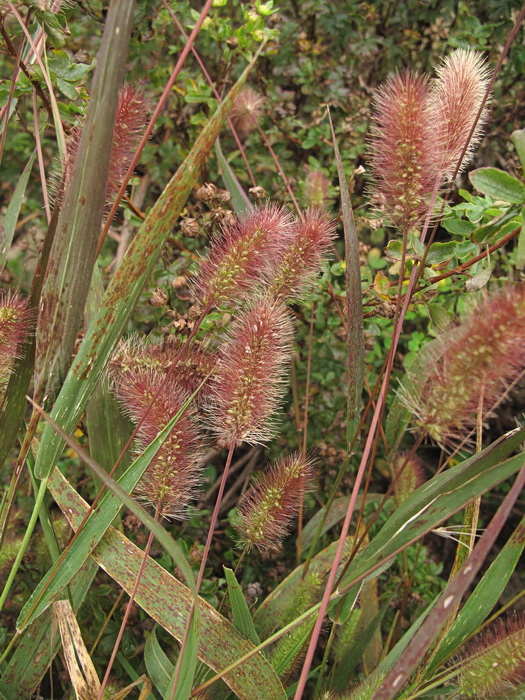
[[402, 285, 525, 447], [63, 84, 149, 213], [266, 208, 337, 302], [368, 71, 438, 230], [456, 614, 525, 698], [114, 369, 205, 518], [109, 335, 216, 406], [0, 291, 31, 397], [304, 169, 330, 209], [430, 48, 492, 178], [391, 452, 425, 506], [211, 296, 294, 447], [194, 204, 294, 308], [230, 86, 264, 138], [235, 453, 315, 551]]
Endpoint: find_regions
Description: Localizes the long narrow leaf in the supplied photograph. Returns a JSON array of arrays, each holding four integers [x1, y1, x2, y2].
[[428, 512, 525, 671], [224, 567, 261, 646], [18, 395, 198, 630], [35, 0, 136, 401], [34, 51, 261, 481], [0, 152, 36, 272], [50, 470, 286, 700], [144, 626, 175, 697], [338, 427, 525, 595], [215, 138, 251, 213], [328, 110, 363, 444]]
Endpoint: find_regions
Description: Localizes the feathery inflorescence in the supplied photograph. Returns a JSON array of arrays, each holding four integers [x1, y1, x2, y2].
[[266, 208, 337, 302], [391, 451, 425, 506], [0, 291, 32, 397], [235, 453, 315, 551], [229, 86, 264, 138], [304, 169, 330, 209], [194, 203, 294, 308], [63, 84, 150, 213], [211, 296, 294, 447], [456, 614, 525, 698], [430, 48, 492, 178], [402, 284, 525, 447], [109, 336, 216, 406], [368, 49, 492, 229], [114, 369, 205, 519], [368, 71, 439, 230]]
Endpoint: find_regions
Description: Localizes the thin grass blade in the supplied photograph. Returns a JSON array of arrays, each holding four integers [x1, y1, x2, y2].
[[215, 138, 251, 213], [0, 152, 36, 273], [35, 0, 136, 401], [224, 566, 261, 646], [51, 471, 286, 700], [144, 626, 175, 696]]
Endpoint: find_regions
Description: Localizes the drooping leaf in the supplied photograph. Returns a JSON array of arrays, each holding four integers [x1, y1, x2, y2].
[[50, 471, 286, 700]]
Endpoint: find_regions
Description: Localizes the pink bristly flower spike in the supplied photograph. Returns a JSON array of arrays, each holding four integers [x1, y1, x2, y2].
[[229, 86, 264, 138], [368, 70, 439, 230], [0, 291, 32, 396], [430, 48, 492, 178], [456, 614, 525, 698], [211, 295, 294, 448], [114, 369, 205, 519], [63, 84, 150, 213], [266, 208, 337, 302], [402, 284, 525, 447], [194, 203, 294, 308], [109, 335, 216, 406], [235, 453, 315, 551]]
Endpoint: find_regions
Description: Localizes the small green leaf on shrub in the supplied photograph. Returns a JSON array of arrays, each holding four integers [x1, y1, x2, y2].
[[426, 242, 457, 265], [425, 302, 453, 330], [470, 167, 525, 204], [442, 218, 476, 236]]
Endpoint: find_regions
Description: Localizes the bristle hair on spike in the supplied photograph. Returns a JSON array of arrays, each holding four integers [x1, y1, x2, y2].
[[0, 291, 32, 396], [402, 284, 525, 447], [193, 203, 295, 308], [266, 208, 337, 302], [210, 295, 294, 447], [235, 453, 315, 551], [114, 368, 205, 519]]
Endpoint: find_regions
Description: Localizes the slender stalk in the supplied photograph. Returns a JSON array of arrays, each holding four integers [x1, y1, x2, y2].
[[169, 439, 237, 699], [293, 176, 442, 698], [98, 506, 160, 698], [296, 300, 315, 562]]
